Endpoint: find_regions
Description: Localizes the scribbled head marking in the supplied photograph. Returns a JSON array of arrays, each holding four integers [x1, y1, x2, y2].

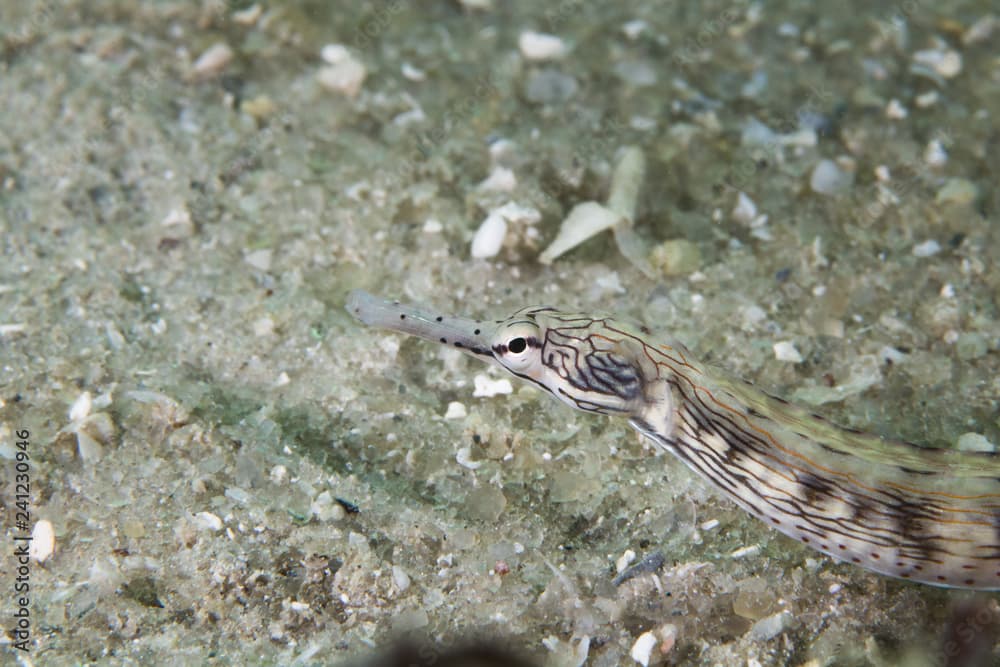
[[489, 309, 646, 416]]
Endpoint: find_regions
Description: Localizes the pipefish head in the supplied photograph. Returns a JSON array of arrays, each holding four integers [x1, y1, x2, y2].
[[490, 307, 648, 417], [344, 290, 651, 418]]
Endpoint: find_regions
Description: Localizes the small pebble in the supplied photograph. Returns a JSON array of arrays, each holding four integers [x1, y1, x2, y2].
[[242, 95, 276, 121], [912, 240, 941, 257], [749, 611, 792, 641], [741, 118, 778, 146], [270, 465, 288, 483], [192, 42, 233, 78], [232, 4, 263, 26], [651, 239, 701, 276], [733, 585, 777, 620], [885, 99, 908, 119], [912, 48, 962, 78], [477, 166, 517, 192], [924, 139, 949, 167], [955, 333, 988, 361], [253, 317, 274, 336], [915, 90, 940, 108], [809, 159, 853, 195], [657, 624, 678, 656], [622, 19, 648, 40], [401, 62, 426, 81], [320, 44, 349, 64], [957, 432, 995, 453], [311, 491, 346, 522], [518, 31, 568, 61], [614, 60, 658, 87], [122, 520, 146, 539], [935, 178, 979, 206], [523, 68, 578, 104], [317, 45, 366, 98], [773, 341, 803, 363]]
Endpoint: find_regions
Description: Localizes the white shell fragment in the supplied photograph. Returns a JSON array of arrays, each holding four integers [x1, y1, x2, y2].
[[606, 146, 645, 220], [732, 191, 758, 224], [749, 611, 792, 641], [773, 341, 804, 363], [539, 146, 651, 275], [730, 544, 762, 559], [193, 511, 224, 532], [232, 4, 263, 26], [912, 48, 962, 79], [392, 565, 411, 591], [69, 391, 93, 422], [443, 401, 468, 420], [539, 202, 622, 264], [912, 239, 941, 257], [957, 432, 996, 453], [30, 520, 55, 563], [630, 631, 657, 666], [472, 374, 513, 397], [192, 42, 234, 78], [518, 31, 568, 61], [471, 202, 541, 259], [477, 166, 517, 192], [63, 392, 116, 465], [925, 139, 949, 167], [75, 429, 105, 464], [321, 44, 351, 64], [607, 147, 655, 277], [886, 99, 908, 119], [471, 209, 508, 259], [456, 446, 482, 470], [810, 159, 853, 195], [615, 548, 636, 573], [963, 16, 996, 45], [317, 45, 367, 98], [244, 248, 272, 271]]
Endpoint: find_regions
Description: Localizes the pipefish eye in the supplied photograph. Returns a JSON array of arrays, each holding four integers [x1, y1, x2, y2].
[[496, 322, 540, 372]]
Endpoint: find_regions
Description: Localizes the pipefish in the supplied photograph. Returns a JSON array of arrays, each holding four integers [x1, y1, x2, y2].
[[345, 289, 1000, 589]]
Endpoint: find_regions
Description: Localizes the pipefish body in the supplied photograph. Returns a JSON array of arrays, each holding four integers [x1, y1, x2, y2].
[[345, 289, 1000, 590]]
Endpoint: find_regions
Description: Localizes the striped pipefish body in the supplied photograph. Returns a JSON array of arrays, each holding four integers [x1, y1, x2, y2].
[[345, 289, 1000, 590]]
